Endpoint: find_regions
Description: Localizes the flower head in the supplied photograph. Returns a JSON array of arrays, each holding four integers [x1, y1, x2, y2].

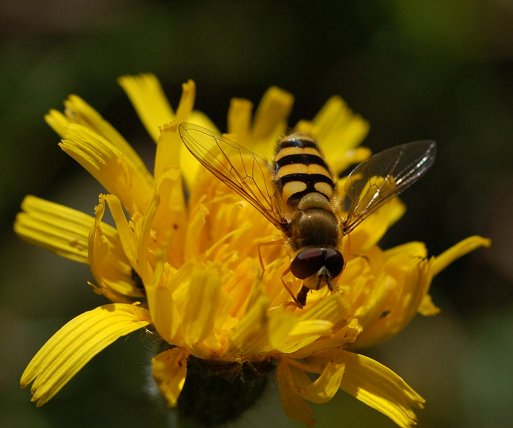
[[15, 74, 490, 427]]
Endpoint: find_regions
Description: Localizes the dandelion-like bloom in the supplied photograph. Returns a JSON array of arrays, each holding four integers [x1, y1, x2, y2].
[[15, 74, 489, 427]]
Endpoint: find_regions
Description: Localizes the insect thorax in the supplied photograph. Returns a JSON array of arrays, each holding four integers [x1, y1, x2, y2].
[[289, 193, 339, 250]]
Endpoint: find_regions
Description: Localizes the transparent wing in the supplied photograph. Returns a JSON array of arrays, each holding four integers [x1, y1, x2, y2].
[[179, 122, 287, 230], [342, 140, 437, 234]]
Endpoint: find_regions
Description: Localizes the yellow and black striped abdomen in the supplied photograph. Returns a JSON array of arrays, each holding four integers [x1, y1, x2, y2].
[[274, 134, 335, 208]]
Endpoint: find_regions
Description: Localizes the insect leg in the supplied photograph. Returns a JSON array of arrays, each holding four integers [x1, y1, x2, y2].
[[280, 266, 304, 308], [296, 286, 309, 307], [257, 238, 285, 277]]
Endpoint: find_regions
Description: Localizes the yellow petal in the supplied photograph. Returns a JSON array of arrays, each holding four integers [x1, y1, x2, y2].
[[46, 96, 154, 186], [147, 262, 188, 345], [21, 304, 151, 406], [221, 257, 262, 319], [155, 122, 182, 178], [312, 96, 369, 172], [269, 294, 350, 354], [229, 295, 271, 356], [252, 86, 293, 140], [150, 169, 188, 268], [152, 348, 188, 407], [136, 190, 160, 282], [269, 306, 335, 354], [63, 95, 126, 144], [276, 358, 314, 427], [346, 198, 406, 254], [384, 241, 428, 259], [339, 146, 372, 170], [339, 351, 424, 428], [175, 80, 196, 124], [416, 236, 490, 317], [118, 73, 175, 142], [227, 97, 253, 141], [78, 96, 151, 176], [152, 80, 197, 181], [146, 261, 171, 339], [45, 109, 70, 137], [290, 357, 345, 404], [294, 119, 316, 135], [301, 293, 348, 324], [184, 199, 210, 261], [181, 264, 223, 347], [417, 293, 440, 316], [187, 110, 218, 132], [289, 320, 333, 338], [100, 194, 138, 269], [432, 235, 491, 277], [250, 86, 293, 159], [179, 111, 220, 188], [60, 124, 153, 215], [149, 261, 225, 352], [14, 195, 93, 263], [352, 255, 432, 348], [89, 197, 142, 301], [154, 123, 201, 250], [291, 318, 362, 359]]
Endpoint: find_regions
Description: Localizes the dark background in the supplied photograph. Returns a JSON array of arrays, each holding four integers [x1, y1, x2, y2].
[[1, 1, 511, 427]]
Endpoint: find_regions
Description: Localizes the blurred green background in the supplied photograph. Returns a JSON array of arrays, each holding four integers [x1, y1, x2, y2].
[[1, 1, 511, 427]]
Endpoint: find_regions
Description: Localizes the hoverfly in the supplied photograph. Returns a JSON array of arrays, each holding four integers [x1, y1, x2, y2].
[[179, 123, 436, 307]]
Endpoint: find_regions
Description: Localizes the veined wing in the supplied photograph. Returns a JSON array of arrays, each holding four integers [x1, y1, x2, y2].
[[342, 140, 437, 234], [179, 122, 287, 230]]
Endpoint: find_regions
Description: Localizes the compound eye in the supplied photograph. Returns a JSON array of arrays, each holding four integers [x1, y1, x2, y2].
[[290, 248, 327, 279], [324, 248, 344, 278]]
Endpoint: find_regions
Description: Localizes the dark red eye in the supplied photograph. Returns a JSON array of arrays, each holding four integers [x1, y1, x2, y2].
[[290, 248, 325, 279], [324, 248, 344, 278], [290, 248, 344, 280]]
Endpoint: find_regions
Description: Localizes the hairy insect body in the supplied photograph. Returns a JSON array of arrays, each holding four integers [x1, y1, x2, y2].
[[274, 134, 344, 301], [290, 204, 339, 250], [179, 122, 437, 307], [274, 135, 335, 207], [274, 135, 339, 250]]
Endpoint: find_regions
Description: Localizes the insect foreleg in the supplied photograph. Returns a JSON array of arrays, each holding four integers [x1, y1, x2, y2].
[[279, 265, 307, 309], [257, 238, 285, 277]]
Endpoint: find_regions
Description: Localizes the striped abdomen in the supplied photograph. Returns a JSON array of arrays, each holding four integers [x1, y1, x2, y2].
[[274, 134, 335, 208]]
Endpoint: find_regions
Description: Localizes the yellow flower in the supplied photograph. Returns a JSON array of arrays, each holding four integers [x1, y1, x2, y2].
[[15, 74, 490, 427]]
